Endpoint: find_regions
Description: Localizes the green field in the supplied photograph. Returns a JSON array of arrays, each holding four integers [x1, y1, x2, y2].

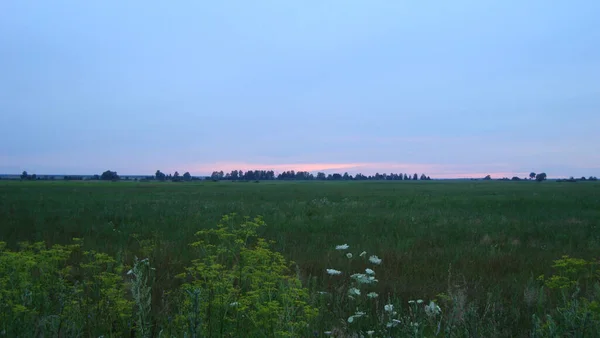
[[1, 180, 599, 336]]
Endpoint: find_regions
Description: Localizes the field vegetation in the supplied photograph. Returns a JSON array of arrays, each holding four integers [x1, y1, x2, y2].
[[1, 180, 599, 337]]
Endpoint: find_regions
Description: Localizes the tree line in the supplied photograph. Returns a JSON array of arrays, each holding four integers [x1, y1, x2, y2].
[[16, 169, 598, 183], [207, 170, 431, 181]]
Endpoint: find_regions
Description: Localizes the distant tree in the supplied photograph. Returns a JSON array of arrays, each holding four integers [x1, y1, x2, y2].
[[413, 173, 418, 180], [155, 170, 166, 181], [529, 172, 536, 180], [343, 172, 351, 180], [31, 174, 37, 180], [172, 171, 182, 182], [183, 172, 192, 181], [101, 170, 120, 181], [210, 171, 224, 181], [426, 176, 431, 180], [316, 172, 326, 180], [354, 173, 367, 180], [420, 174, 427, 180], [535, 172, 547, 182], [483, 175, 492, 180], [580, 176, 587, 181], [21, 171, 28, 180], [589, 176, 598, 181], [511, 176, 521, 181]]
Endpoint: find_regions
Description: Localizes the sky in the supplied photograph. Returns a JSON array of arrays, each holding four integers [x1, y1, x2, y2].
[[1, 1, 599, 178]]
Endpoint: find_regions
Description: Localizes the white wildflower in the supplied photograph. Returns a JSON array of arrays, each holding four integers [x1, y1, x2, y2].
[[386, 319, 401, 328], [367, 292, 378, 299], [408, 300, 416, 304], [369, 255, 382, 265], [318, 291, 328, 295], [348, 310, 366, 322], [367, 331, 375, 336], [349, 287, 361, 296], [324, 331, 332, 336], [127, 269, 134, 275], [346, 253, 353, 259], [360, 251, 367, 257], [229, 302, 239, 307], [326, 269, 342, 275], [384, 304, 394, 312], [336, 244, 350, 250], [365, 268, 375, 275], [417, 299, 424, 304], [424, 301, 442, 317], [350, 273, 378, 284]]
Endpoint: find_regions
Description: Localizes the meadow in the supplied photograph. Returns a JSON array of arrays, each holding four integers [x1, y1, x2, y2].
[[1, 180, 599, 337]]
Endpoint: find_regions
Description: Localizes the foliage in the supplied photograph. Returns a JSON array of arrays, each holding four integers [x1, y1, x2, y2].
[[174, 213, 318, 337], [128, 256, 154, 337], [101, 170, 120, 181], [533, 256, 600, 337], [2, 180, 600, 335], [0, 239, 132, 337]]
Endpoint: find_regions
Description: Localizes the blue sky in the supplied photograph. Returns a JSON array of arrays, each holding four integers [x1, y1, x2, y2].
[[1, 1, 599, 178]]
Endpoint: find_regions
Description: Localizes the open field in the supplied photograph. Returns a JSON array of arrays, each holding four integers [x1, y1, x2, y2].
[[1, 180, 599, 336]]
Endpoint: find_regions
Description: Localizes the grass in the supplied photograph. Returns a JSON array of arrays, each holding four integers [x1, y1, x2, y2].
[[1, 179, 599, 336]]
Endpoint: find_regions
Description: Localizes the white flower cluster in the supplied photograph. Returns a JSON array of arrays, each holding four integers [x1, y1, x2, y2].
[[347, 310, 366, 323], [424, 301, 442, 317], [335, 244, 350, 250]]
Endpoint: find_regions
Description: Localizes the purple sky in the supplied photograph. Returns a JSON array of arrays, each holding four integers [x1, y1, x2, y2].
[[1, 1, 599, 178]]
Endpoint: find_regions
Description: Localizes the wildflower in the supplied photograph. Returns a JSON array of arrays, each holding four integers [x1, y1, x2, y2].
[[350, 273, 378, 284], [346, 253, 353, 259], [417, 299, 424, 304], [348, 310, 366, 323], [367, 292, 378, 299], [324, 331, 332, 336], [365, 268, 375, 275], [127, 269, 134, 275], [318, 291, 328, 295], [326, 269, 342, 275], [424, 301, 442, 317], [367, 331, 375, 336], [349, 287, 361, 296], [336, 244, 350, 250], [386, 319, 401, 328], [384, 304, 394, 312], [408, 300, 415, 304], [230, 302, 239, 307], [369, 255, 382, 265], [360, 251, 367, 257]]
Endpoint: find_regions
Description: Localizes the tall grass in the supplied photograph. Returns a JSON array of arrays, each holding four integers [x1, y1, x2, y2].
[[1, 180, 599, 336]]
